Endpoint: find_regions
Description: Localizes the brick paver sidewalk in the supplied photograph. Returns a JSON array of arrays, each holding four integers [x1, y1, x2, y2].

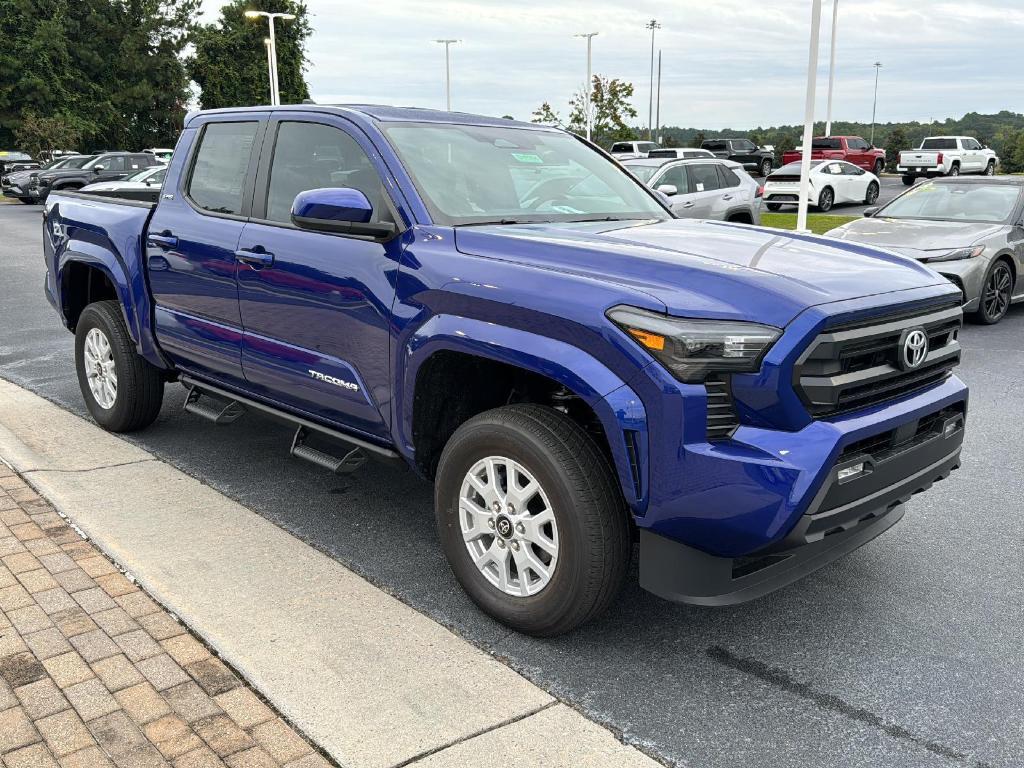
[[0, 463, 332, 768]]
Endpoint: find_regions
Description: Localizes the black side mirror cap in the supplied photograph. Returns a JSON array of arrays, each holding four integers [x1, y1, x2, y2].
[[863, 207, 879, 218]]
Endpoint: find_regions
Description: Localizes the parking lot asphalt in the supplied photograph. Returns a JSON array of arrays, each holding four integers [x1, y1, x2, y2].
[[766, 173, 909, 218], [2, 199, 1022, 768]]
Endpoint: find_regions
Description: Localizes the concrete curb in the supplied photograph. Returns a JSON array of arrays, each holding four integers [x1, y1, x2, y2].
[[0, 378, 661, 768]]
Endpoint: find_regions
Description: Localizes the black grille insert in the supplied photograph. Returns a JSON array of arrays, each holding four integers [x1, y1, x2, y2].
[[705, 375, 740, 441], [796, 303, 962, 418]]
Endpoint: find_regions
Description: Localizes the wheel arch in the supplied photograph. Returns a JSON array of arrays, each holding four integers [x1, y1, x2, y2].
[[398, 315, 649, 513], [58, 256, 133, 336]]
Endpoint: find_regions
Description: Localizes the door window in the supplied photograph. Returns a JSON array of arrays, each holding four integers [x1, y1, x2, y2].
[[689, 164, 722, 193], [100, 156, 126, 171], [264, 121, 387, 225], [842, 162, 865, 176], [732, 140, 755, 152], [187, 121, 259, 215], [847, 138, 868, 150], [656, 164, 689, 192], [826, 163, 844, 175]]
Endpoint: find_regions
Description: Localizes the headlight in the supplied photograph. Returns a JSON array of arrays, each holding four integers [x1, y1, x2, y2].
[[607, 306, 781, 383], [922, 246, 984, 263]]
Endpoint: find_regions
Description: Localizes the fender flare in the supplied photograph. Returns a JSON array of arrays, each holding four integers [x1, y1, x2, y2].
[[397, 314, 650, 512]]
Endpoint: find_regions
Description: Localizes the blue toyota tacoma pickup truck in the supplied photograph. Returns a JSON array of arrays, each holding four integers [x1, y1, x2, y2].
[[42, 105, 968, 635]]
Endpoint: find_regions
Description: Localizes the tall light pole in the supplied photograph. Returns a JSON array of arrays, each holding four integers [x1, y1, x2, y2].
[[434, 39, 460, 111], [574, 32, 598, 141], [796, 0, 823, 234], [263, 38, 274, 106], [244, 11, 296, 106], [824, 0, 839, 136], [870, 61, 883, 145], [645, 19, 660, 141], [655, 50, 662, 143]]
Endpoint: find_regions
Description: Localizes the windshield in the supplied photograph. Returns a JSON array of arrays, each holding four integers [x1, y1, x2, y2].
[[126, 167, 155, 182], [381, 123, 669, 226], [879, 182, 1021, 223], [60, 156, 92, 170]]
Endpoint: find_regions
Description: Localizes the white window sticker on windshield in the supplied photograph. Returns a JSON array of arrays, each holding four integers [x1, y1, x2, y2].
[[696, 183, 705, 192], [511, 152, 543, 164]]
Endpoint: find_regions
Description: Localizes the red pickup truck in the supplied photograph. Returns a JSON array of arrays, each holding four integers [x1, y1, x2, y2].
[[782, 136, 886, 174]]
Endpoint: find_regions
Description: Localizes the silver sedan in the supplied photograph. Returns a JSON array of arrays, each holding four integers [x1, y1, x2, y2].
[[826, 177, 1024, 324], [623, 158, 762, 225]]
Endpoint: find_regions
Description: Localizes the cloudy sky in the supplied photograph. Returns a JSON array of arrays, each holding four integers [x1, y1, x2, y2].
[[200, 0, 1024, 129]]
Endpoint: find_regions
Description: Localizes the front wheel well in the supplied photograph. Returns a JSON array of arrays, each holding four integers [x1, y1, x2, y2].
[[411, 350, 615, 482], [61, 262, 118, 331]]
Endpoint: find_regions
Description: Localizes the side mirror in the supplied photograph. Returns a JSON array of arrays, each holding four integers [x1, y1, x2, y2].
[[92, 166, 104, 173], [863, 207, 879, 218], [655, 184, 678, 196], [291, 187, 395, 239]]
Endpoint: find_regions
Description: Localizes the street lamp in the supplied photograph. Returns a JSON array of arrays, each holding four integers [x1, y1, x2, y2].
[[870, 61, 883, 145], [796, 0, 823, 234], [434, 39, 460, 111], [244, 10, 296, 106], [263, 38, 274, 106], [574, 32, 598, 141], [824, 0, 839, 137], [645, 19, 660, 141]]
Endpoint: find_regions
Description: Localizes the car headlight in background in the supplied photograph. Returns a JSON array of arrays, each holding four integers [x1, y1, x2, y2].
[[607, 306, 781, 383], [922, 246, 985, 263]]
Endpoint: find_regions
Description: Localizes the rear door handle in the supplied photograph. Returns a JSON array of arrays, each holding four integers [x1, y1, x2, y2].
[[722, 194, 733, 201], [234, 249, 275, 268], [147, 232, 177, 249]]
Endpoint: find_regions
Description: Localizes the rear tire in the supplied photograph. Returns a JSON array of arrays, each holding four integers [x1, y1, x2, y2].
[[75, 301, 164, 432], [18, 197, 35, 204], [434, 404, 630, 636], [766, 202, 782, 211], [902, 176, 916, 186], [948, 164, 960, 177], [817, 186, 834, 212]]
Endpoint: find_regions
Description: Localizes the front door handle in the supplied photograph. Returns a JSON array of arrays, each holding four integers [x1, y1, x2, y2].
[[680, 201, 695, 208], [234, 249, 275, 268], [147, 232, 178, 249]]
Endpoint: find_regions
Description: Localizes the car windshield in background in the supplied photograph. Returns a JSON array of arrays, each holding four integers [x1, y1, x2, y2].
[[126, 168, 154, 182], [82, 156, 107, 169], [382, 123, 669, 226], [920, 138, 958, 150], [880, 182, 1021, 223], [624, 164, 659, 182], [58, 156, 93, 169]]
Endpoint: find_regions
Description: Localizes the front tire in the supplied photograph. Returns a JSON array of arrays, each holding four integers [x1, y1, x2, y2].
[[984, 160, 996, 176], [902, 175, 916, 186], [864, 181, 880, 205], [973, 260, 1014, 325], [18, 197, 35, 204], [434, 404, 630, 636], [817, 186, 834, 212], [75, 301, 164, 432], [873, 159, 885, 176]]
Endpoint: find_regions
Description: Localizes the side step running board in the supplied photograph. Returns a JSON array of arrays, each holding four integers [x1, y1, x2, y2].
[[290, 427, 367, 474], [184, 385, 246, 425]]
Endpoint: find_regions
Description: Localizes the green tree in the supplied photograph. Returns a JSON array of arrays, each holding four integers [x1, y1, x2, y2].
[[884, 127, 911, 172], [566, 75, 638, 146], [188, 0, 311, 109], [530, 102, 562, 127], [1005, 130, 1024, 173], [13, 111, 81, 158], [690, 131, 706, 148]]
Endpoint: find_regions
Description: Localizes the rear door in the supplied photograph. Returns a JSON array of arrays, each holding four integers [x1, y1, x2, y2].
[[846, 137, 870, 169], [233, 113, 404, 439], [961, 138, 983, 171], [685, 162, 725, 219], [729, 139, 757, 167], [147, 116, 267, 385]]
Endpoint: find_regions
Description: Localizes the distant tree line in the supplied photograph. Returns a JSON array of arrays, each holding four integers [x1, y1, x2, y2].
[[0, 0, 310, 153]]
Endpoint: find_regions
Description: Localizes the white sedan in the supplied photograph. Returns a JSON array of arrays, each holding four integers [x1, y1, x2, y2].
[[81, 164, 166, 194], [763, 160, 880, 213]]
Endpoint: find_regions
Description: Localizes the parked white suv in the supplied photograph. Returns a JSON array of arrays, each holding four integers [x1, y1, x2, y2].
[[609, 140, 660, 160], [898, 137, 998, 185]]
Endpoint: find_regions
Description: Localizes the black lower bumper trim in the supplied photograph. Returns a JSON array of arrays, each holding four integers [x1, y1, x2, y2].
[[638, 444, 961, 606]]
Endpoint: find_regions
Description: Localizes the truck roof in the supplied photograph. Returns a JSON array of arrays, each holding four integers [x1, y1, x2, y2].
[[183, 104, 549, 131]]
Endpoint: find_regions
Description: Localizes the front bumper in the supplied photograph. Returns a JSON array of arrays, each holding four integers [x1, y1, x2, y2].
[[925, 258, 988, 313], [640, 400, 965, 604]]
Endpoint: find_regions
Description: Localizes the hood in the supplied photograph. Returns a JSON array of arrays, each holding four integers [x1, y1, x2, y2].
[[453, 219, 950, 328], [826, 217, 1007, 258], [3, 169, 38, 184]]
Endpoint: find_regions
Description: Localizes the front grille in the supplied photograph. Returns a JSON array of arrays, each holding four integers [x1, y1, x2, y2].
[[796, 302, 962, 418], [705, 375, 740, 440]]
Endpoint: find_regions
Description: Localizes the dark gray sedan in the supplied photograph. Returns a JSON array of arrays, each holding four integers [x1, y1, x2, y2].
[[826, 177, 1024, 324]]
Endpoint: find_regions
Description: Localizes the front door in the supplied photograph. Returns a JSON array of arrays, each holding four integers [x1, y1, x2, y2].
[[234, 115, 403, 440], [147, 117, 266, 385]]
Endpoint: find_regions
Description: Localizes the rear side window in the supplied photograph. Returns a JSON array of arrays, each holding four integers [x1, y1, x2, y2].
[[689, 163, 721, 192], [702, 141, 727, 152], [187, 122, 259, 215], [717, 165, 741, 187], [265, 121, 386, 225], [611, 143, 633, 153]]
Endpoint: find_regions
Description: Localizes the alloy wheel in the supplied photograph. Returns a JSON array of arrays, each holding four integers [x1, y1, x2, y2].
[[983, 263, 1013, 322], [866, 183, 879, 204], [83, 327, 117, 409], [459, 455, 559, 597]]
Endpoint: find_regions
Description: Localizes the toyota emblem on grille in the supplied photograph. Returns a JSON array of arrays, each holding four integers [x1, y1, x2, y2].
[[899, 328, 929, 370]]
